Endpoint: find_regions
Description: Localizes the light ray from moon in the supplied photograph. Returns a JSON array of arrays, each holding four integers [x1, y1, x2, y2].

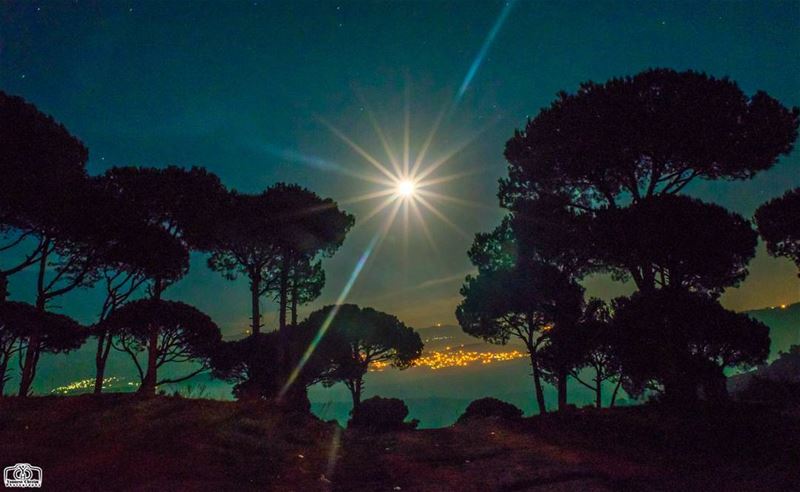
[[455, 0, 517, 104], [279, 200, 402, 398], [282, 89, 486, 396], [317, 116, 398, 183]]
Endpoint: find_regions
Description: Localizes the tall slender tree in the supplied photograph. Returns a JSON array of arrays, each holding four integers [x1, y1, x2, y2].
[[0, 91, 89, 299], [457, 258, 583, 413], [90, 215, 188, 393], [257, 184, 354, 332], [206, 191, 280, 335], [206, 185, 351, 334], [264, 257, 325, 328]]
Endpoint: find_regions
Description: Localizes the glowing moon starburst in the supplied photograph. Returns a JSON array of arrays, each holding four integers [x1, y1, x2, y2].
[[396, 179, 417, 198], [316, 94, 492, 253]]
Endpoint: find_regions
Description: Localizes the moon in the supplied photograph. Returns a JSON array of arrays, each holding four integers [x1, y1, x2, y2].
[[397, 179, 416, 198]]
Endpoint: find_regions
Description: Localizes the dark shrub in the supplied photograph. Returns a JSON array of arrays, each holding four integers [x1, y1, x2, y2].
[[457, 397, 523, 423], [738, 376, 800, 406], [348, 396, 417, 431]]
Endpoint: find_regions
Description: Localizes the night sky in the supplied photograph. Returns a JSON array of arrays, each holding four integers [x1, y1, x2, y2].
[[1, 1, 799, 336]]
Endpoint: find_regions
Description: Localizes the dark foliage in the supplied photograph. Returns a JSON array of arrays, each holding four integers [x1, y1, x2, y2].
[[101, 165, 227, 297], [0, 91, 88, 245], [593, 194, 757, 294], [612, 289, 770, 404], [89, 177, 190, 393], [737, 376, 800, 406], [348, 396, 417, 431], [762, 345, 800, 382], [211, 326, 337, 410], [260, 183, 354, 331], [205, 191, 281, 334], [501, 68, 799, 209], [457, 397, 523, 422], [511, 196, 600, 279], [755, 187, 800, 276]]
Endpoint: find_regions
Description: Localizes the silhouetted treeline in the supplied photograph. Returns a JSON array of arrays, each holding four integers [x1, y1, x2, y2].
[[0, 91, 422, 404], [458, 68, 800, 411]]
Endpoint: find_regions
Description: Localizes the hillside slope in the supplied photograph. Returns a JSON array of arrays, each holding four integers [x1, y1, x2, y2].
[[1, 396, 798, 490]]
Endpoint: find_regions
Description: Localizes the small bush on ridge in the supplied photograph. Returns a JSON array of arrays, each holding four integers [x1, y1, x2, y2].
[[457, 397, 523, 423], [348, 396, 418, 431]]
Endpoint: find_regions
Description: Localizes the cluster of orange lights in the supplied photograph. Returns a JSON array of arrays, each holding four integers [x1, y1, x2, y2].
[[370, 346, 526, 372]]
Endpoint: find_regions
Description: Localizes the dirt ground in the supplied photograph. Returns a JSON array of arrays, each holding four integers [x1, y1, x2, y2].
[[1, 395, 797, 491]]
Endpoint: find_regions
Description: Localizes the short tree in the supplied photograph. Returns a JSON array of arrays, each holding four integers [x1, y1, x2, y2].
[[755, 187, 800, 276], [611, 289, 770, 404], [348, 396, 416, 431], [103, 299, 222, 395], [211, 326, 337, 410], [305, 304, 422, 412], [457, 397, 523, 423]]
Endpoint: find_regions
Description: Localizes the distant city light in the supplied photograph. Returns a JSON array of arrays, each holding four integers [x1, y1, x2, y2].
[[370, 347, 525, 371]]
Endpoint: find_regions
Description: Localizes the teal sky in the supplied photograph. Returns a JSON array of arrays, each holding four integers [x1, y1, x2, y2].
[[1, 0, 799, 335]]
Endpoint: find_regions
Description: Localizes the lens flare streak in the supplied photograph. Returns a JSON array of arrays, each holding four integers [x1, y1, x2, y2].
[[280, 202, 402, 398]]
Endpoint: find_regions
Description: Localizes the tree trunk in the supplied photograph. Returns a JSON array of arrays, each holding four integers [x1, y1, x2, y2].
[[19, 243, 49, 397], [290, 265, 298, 327], [0, 274, 8, 302], [529, 353, 547, 415], [595, 378, 603, 408], [18, 340, 36, 396], [279, 255, 290, 332], [151, 277, 165, 301], [557, 367, 568, 411], [610, 379, 622, 407], [94, 332, 108, 394], [0, 356, 8, 396], [19, 334, 42, 397], [138, 324, 159, 396], [250, 272, 261, 335], [93, 331, 115, 394], [350, 376, 363, 414]]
